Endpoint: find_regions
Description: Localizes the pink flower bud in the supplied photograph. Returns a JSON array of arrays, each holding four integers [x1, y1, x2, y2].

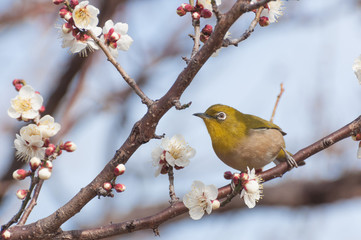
[[114, 164, 126, 176], [30, 157, 41, 171], [44, 161, 53, 170], [70, 0, 79, 8], [38, 167, 52, 180], [200, 34, 209, 43], [53, 0, 64, 5], [62, 22, 73, 34], [13, 169, 29, 180], [59, 8, 69, 18], [114, 183, 126, 193], [45, 144, 56, 156], [259, 16, 270, 27], [62, 141, 77, 152], [12, 79, 22, 86], [240, 172, 249, 181], [352, 133, 361, 141], [110, 31, 120, 42], [14, 83, 23, 91], [103, 182, 113, 191], [201, 9, 212, 18], [109, 41, 117, 49], [211, 199, 220, 210], [182, 3, 194, 12], [2, 229, 11, 239], [39, 105, 46, 113], [177, 6, 187, 16], [233, 173, 241, 186], [16, 189, 29, 200], [202, 24, 213, 36], [223, 171, 233, 180], [59, 8, 72, 21], [192, 12, 201, 20]]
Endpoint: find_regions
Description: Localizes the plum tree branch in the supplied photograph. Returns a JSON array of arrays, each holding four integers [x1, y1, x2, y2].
[[51, 115, 361, 239]]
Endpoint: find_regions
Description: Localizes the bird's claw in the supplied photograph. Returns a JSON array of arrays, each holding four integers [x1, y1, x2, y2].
[[281, 147, 298, 169]]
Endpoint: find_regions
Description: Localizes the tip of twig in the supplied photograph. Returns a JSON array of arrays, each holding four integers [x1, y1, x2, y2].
[[173, 100, 192, 110]]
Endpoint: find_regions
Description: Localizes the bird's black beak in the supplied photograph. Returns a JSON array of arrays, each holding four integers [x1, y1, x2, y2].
[[193, 113, 210, 119]]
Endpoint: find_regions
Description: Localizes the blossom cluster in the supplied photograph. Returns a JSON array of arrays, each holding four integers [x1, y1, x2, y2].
[[8, 80, 77, 200], [101, 164, 127, 196], [251, 0, 285, 27], [55, 0, 133, 57], [152, 135, 196, 177], [177, 0, 221, 20], [224, 167, 263, 208]]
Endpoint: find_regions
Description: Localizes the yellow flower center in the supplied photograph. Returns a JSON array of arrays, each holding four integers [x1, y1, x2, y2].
[[198, 193, 208, 210], [14, 98, 32, 112], [75, 8, 90, 26]]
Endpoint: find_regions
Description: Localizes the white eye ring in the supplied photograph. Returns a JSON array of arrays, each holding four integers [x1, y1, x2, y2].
[[216, 112, 227, 121]]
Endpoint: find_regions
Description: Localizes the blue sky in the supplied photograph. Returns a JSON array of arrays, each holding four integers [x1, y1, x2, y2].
[[1, 0, 361, 239]]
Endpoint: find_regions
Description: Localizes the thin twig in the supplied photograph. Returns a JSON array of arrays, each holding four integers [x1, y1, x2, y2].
[[190, 19, 201, 59], [223, 6, 263, 47], [18, 180, 44, 226], [1, 174, 38, 231], [270, 83, 285, 123], [173, 100, 192, 110], [168, 167, 178, 204], [220, 182, 242, 207], [86, 30, 154, 107]]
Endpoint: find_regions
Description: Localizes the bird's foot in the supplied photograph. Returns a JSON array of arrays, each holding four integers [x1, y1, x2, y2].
[[281, 147, 298, 169]]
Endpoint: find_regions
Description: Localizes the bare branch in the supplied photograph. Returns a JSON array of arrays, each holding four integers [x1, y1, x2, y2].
[[18, 180, 44, 226], [190, 19, 201, 59], [168, 167, 179, 204], [86, 30, 154, 107], [270, 83, 285, 123]]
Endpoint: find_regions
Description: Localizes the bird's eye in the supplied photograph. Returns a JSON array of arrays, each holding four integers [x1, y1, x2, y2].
[[216, 112, 227, 121]]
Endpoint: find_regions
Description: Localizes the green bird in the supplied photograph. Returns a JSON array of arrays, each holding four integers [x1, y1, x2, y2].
[[194, 104, 297, 171]]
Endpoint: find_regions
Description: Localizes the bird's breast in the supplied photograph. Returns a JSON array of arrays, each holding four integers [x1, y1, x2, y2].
[[213, 128, 285, 171]]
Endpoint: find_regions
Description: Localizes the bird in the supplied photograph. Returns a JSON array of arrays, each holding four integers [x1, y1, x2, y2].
[[194, 104, 297, 172]]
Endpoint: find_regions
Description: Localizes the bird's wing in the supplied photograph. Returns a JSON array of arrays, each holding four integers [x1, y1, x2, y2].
[[243, 114, 287, 136]]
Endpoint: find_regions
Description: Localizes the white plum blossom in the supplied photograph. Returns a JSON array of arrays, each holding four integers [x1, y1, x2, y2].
[[61, 27, 102, 56], [267, 0, 284, 23], [357, 142, 361, 159], [198, 0, 222, 11], [8, 85, 43, 121], [240, 167, 262, 208], [152, 135, 196, 177], [14, 124, 46, 161], [352, 55, 361, 84], [183, 181, 218, 220], [251, 0, 284, 23], [100, 20, 134, 58], [38, 115, 61, 138], [73, 1, 99, 30]]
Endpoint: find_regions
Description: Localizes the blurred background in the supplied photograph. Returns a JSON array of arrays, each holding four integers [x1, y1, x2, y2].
[[1, 0, 361, 239]]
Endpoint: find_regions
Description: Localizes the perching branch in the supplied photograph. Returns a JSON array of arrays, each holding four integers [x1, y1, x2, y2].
[[50, 115, 361, 239]]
